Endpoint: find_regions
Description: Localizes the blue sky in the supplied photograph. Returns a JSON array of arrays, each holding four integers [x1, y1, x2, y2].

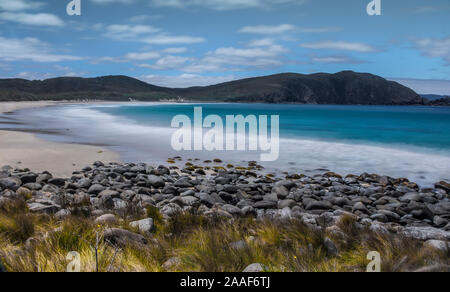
[[0, 0, 450, 93]]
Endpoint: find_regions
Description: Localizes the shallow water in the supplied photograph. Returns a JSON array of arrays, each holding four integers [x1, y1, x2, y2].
[[4, 103, 450, 187]]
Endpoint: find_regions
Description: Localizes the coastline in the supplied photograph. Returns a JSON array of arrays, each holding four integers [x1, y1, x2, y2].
[[0, 101, 120, 177]]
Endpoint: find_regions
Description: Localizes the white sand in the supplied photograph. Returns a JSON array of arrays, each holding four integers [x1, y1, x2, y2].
[[0, 101, 57, 114], [0, 101, 119, 177]]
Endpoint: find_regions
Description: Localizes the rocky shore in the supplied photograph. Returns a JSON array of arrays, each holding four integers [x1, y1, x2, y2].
[[1, 159, 449, 248]]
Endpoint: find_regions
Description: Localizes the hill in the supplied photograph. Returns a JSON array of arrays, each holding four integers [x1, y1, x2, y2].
[[0, 71, 423, 105]]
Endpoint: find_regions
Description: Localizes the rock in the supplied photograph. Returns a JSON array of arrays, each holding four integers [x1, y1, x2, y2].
[[305, 201, 333, 211], [377, 210, 401, 222], [399, 192, 421, 202], [230, 240, 247, 250], [148, 175, 165, 188], [76, 178, 92, 189], [174, 178, 192, 188], [278, 199, 296, 209], [243, 263, 266, 272], [425, 240, 450, 252], [433, 216, 448, 228], [99, 189, 120, 199], [254, 200, 277, 210], [22, 183, 42, 191], [130, 218, 154, 233], [215, 177, 231, 185], [20, 173, 37, 184], [28, 202, 59, 214], [162, 257, 182, 271], [16, 187, 32, 199], [324, 237, 339, 257], [316, 213, 337, 227], [221, 204, 243, 216], [171, 196, 199, 207], [36, 173, 52, 184], [352, 202, 368, 213], [273, 185, 289, 199], [371, 213, 389, 223], [428, 202, 450, 216], [0, 177, 21, 191], [435, 181, 450, 192], [55, 209, 71, 219], [95, 214, 117, 225], [73, 193, 90, 205], [88, 184, 105, 195], [104, 228, 148, 247], [195, 193, 216, 207], [48, 178, 66, 187], [160, 203, 182, 217], [402, 226, 450, 241]]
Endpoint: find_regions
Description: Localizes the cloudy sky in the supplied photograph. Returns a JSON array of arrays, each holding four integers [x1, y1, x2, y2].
[[0, 0, 449, 93]]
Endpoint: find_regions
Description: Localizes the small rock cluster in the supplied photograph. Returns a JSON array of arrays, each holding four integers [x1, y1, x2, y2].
[[1, 161, 449, 248]]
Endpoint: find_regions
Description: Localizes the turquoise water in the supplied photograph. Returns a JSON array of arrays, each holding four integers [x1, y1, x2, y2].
[[7, 103, 450, 186], [96, 104, 450, 151]]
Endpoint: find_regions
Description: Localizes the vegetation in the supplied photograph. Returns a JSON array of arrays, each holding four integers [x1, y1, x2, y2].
[[0, 71, 422, 105], [0, 197, 448, 272]]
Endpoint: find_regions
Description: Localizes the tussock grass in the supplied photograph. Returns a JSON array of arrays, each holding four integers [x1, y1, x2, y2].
[[0, 200, 448, 272]]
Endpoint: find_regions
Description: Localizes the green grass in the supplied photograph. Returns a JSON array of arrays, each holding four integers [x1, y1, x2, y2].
[[0, 198, 448, 272]]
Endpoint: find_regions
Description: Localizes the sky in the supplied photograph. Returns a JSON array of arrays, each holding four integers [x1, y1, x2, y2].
[[0, 0, 450, 94]]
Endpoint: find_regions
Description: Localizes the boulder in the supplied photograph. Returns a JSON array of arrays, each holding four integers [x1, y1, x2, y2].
[[95, 214, 118, 225], [130, 218, 154, 233], [148, 175, 165, 188], [243, 263, 266, 272], [104, 228, 147, 247], [402, 226, 450, 241], [324, 237, 339, 257], [0, 177, 21, 191]]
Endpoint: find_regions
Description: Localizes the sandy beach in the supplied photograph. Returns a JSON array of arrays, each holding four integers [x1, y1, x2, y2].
[[0, 101, 119, 177]]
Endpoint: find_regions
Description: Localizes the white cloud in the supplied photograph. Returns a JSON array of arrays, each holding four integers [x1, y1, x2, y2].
[[140, 55, 192, 70], [90, 0, 134, 4], [0, 12, 64, 27], [139, 74, 237, 88], [101, 24, 204, 45], [414, 37, 450, 65], [104, 24, 160, 40], [124, 51, 161, 61], [310, 55, 365, 64], [391, 78, 450, 95], [0, 36, 81, 62], [239, 24, 295, 34], [162, 47, 187, 54], [247, 38, 276, 47], [300, 41, 376, 52], [150, 0, 308, 10], [0, 0, 44, 11], [129, 14, 162, 23], [297, 27, 340, 33], [184, 44, 288, 73], [141, 35, 205, 45]]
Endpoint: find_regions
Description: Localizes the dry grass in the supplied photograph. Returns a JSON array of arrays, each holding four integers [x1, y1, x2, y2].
[[0, 199, 448, 272]]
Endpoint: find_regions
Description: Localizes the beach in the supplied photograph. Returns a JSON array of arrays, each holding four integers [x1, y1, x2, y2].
[[0, 102, 119, 177]]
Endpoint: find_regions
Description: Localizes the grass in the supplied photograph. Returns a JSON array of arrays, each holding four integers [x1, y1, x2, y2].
[[0, 198, 448, 272]]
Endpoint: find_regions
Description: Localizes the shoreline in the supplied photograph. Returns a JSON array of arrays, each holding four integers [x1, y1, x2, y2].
[[0, 101, 120, 177]]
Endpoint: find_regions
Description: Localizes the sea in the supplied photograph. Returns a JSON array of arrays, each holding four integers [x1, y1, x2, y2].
[[4, 103, 450, 187]]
